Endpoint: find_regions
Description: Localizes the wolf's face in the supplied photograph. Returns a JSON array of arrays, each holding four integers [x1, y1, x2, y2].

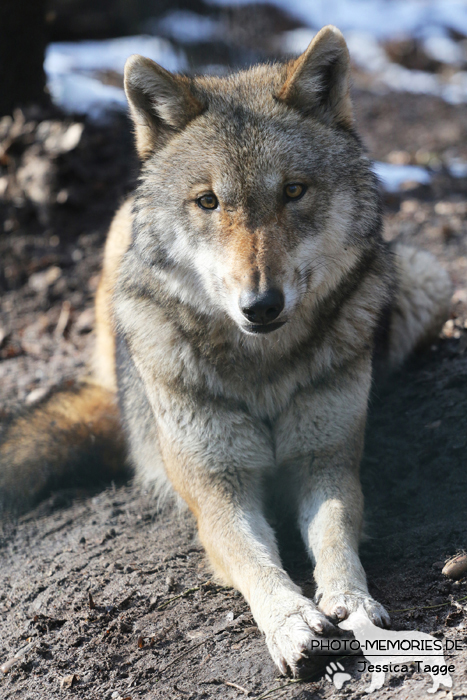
[[126, 28, 380, 336]]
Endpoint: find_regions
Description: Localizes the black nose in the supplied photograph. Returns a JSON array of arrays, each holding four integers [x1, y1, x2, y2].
[[240, 289, 285, 325]]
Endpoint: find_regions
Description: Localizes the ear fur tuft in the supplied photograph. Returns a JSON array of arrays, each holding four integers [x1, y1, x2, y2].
[[278, 25, 353, 128], [124, 55, 204, 159]]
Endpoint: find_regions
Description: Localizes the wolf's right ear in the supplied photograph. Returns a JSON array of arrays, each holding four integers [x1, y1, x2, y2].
[[124, 55, 204, 159]]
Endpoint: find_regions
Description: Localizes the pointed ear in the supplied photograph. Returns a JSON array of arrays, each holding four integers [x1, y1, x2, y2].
[[124, 55, 204, 159], [277, 25, 353, 128]]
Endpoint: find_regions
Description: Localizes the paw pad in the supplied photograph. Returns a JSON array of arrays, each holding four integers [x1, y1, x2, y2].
[[325, 661, 351, 689]]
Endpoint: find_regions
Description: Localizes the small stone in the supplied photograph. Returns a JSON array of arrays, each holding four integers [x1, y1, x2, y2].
[[102, 528, 117, 543], [442, 553, 467, 580], [442, 319, 455, 338], [1, 657, 19, 674], [60, 123, 84, 152], [25, 387, 49, 405], [28, 266, 62, 292], [60, 674, 77, 689], [75, 307, 95, 334], [56, 189, 68, 204], [425, 420, 441, 429], [119, 620, 132, 634]]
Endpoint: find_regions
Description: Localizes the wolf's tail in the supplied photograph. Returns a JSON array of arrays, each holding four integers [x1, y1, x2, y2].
[[387, 243, 452, 368], [0, 382, 127, 516]]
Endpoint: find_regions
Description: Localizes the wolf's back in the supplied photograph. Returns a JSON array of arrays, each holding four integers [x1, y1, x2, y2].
[[387, 243, 452, 367], [0, 382, 127, 515]]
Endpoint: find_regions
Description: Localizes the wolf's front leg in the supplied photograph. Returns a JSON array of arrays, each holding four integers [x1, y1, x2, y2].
[[299, 457, 389, 627], [275, 357, 390, 628], [193, 475, 337, 675], [151, 389, 336, 676]]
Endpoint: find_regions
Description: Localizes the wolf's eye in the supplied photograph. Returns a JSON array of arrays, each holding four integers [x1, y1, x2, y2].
[[197, 193, 218, 210], [284, 184, 306, 200]]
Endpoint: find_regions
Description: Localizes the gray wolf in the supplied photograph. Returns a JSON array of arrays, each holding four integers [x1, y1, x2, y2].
[[340, 606, 453, 692], [0, 26, 451, 676]]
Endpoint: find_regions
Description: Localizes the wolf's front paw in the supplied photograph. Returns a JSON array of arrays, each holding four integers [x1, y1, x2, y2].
[[262, 594, 337, 677], [317, 590, 390, 628]]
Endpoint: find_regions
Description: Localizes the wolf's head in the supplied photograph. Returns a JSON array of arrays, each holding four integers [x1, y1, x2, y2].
[[124, 26, 381, 337]]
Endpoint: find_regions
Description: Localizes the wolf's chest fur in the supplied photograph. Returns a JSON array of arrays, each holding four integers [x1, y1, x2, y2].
[[116, 242, 390, 424]]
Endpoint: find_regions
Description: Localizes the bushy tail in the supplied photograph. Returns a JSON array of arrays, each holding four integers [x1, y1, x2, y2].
[[0, 382, 128, 516], [387, 243, 452, 367]]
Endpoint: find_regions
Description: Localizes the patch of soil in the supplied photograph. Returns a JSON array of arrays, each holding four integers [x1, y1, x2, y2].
[[1, 86, 467, 699]]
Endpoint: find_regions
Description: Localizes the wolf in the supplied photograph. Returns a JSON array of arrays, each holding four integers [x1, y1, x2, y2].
[[0, 26, 452, 676]]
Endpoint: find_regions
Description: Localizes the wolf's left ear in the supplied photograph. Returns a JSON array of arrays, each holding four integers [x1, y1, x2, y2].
[[277, 25, 353, 128], [124, 55, 204, 159]]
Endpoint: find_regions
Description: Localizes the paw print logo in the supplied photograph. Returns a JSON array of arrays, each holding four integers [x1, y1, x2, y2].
[[325, 661, 352, 689]]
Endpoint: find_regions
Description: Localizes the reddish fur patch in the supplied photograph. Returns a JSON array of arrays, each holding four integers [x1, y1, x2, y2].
[[218, 210, 288, 295]]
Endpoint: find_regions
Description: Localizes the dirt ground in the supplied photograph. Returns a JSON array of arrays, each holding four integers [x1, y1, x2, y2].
[[1, 79, 467, 699]]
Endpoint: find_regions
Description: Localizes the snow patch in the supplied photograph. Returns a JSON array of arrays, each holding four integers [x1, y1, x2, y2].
[[447, 158, 467, 178], [150, 11, 222, 43], [372, 162, 432, 192], [45, 36, 186, 118], [211, 0, 467, 42]]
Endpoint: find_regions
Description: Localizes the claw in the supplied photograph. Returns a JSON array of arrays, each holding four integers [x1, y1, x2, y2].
[[334, 606, 347, 620]]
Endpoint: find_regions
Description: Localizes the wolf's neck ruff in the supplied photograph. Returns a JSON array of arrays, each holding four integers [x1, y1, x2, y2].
[[119, 224, 389, 372]]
